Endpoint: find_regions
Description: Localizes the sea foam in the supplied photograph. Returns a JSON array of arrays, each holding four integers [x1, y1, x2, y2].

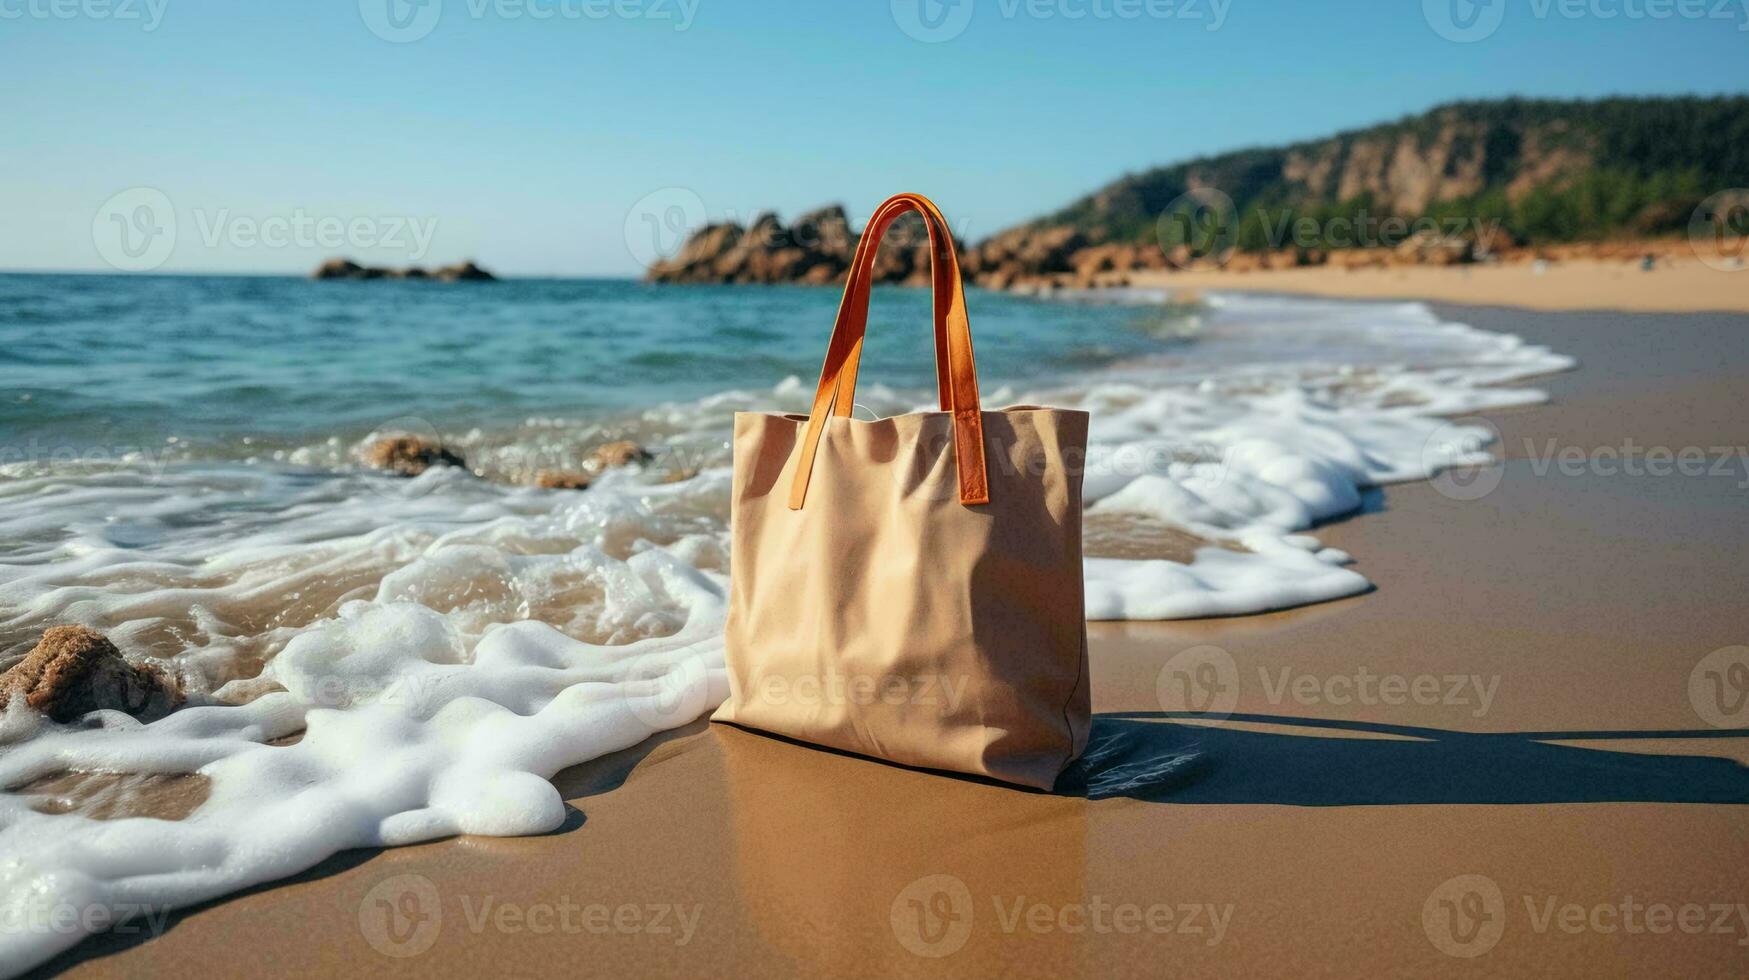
[[0, 294, 1571, 973]]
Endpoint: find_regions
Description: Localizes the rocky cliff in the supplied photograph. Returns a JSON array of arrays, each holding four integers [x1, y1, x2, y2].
[[969, 96, 1747, 285], [645, 96, 1749, 289]]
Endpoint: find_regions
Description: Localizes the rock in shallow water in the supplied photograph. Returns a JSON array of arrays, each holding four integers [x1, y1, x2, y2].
[[0, 626, 183, 723], [533, 470, 594, 490], [590, 439, 654, 469], [531, 440, 656, 491], [362, 435, 468, 476]]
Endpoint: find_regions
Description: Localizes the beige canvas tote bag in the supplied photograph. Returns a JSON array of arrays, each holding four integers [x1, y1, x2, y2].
[[711, 192, 1091, 790]]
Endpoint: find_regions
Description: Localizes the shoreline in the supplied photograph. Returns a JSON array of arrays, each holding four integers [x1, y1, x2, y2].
[[1126, 256, 1749, 313], [27, 299, 1749, 978]]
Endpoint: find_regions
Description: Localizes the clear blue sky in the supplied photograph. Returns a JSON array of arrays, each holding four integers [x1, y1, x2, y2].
[[3, 0, 1744, 276]]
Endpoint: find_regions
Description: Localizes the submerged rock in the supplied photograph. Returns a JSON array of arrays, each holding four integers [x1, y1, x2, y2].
[[531, 441, 655, 491], [533, 470, 593, 490], [0, 626, 183, 723], [590, 440, 654, 469], [362, 435, 468, 477]]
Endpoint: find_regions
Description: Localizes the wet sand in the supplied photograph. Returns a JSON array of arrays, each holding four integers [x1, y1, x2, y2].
[[1130, 257, 1749, 313], [30, 305, 1749, 979]]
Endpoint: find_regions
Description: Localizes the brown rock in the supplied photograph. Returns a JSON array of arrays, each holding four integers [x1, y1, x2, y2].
[[431, 260, 496, 282], [362, 436, 467, 477], [0, 626, 182, 723], [969, 224, 1089, 282], [644, 204, 965, 287], [534, 471, 593, 491], [314, 258, 494, 281], [981, 266, 1017, 292], [312, 258, 378, 280], [790, 205, 856, 260], [647, 223, 745, 283], [799, 264, 843, 286], [1070, 245, 1120, 279], [590, 440, 654, 469], [531, 442, 653, 491]]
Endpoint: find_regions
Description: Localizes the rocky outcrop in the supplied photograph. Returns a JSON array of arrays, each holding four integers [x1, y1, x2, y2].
[[361, 435, 468, 476], [314, 258, 496, 282], [1, 626, 182, 723], [431, 260, 495, 282], [314, 258, 384, 280], [962, 229, 1176, 290], [646, 206, 954, 287]]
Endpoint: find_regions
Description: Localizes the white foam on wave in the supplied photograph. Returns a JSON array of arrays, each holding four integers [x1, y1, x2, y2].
[[0, 294, 1571, 973]]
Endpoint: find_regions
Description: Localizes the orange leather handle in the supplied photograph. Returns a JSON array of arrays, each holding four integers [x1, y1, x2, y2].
[[787, 193, 989, 510], [828, 197, 958, 418]]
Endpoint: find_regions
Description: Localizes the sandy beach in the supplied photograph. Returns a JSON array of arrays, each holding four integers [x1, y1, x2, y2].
[[1129, 256, 1749, 314], [24, 301, 1748, 979], [8, 5, 1748, 977]]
